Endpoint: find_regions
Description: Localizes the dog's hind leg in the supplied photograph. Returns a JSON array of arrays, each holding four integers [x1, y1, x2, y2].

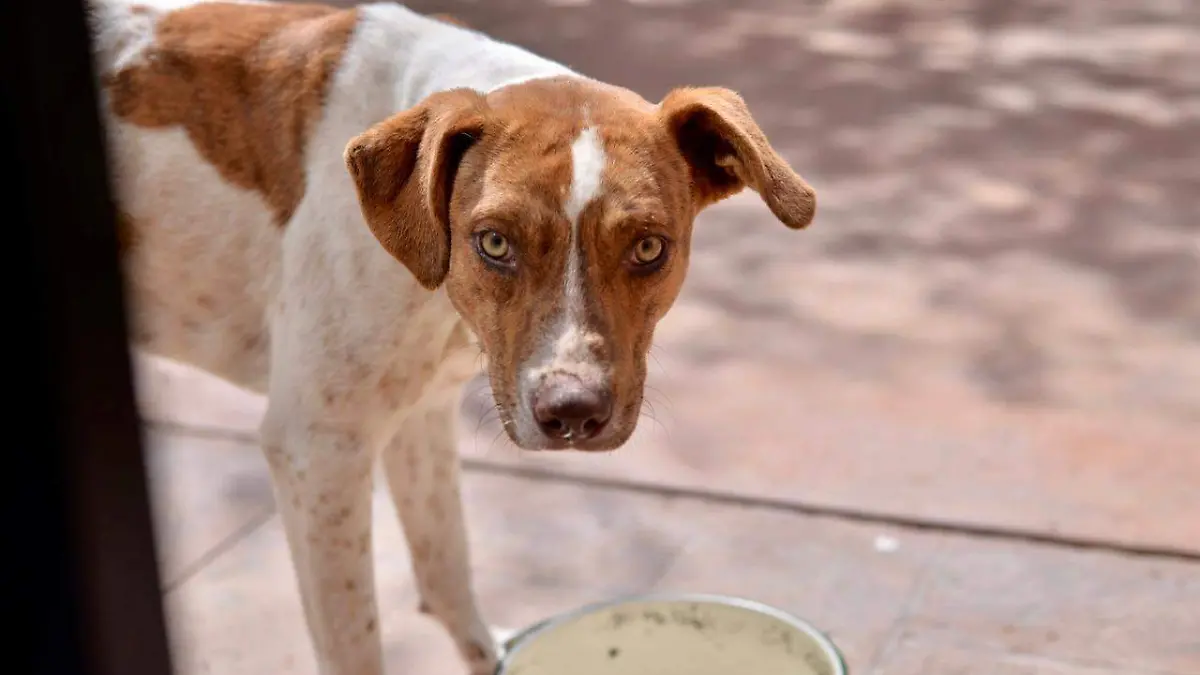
[[382, 399, 497, 675]]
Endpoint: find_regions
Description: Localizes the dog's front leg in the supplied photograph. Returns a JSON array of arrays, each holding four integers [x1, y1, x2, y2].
[[383, 401, 497, 675], [262, 419, 384, 675]]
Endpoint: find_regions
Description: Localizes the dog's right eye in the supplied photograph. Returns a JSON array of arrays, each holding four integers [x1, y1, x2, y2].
[[475, 229, 515, 266]]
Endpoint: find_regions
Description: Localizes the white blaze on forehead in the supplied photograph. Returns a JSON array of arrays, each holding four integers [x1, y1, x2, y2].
[[565, 126, 605, 224], [561, 126, 605, 322]]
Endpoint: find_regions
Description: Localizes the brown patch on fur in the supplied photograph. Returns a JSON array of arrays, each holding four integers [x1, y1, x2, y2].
[[345, 75, 815, 450], [345, 88, 489, 288], [106, 2, 359, 225], [430, 13, 469, 28], [660, 87, 816, 228], [114, 209, 140, 253]]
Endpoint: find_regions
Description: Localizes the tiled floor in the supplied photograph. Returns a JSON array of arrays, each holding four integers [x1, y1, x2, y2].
[[138, 358, 1200, 675]]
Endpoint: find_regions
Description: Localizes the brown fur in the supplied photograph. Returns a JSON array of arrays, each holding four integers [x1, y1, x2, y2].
[[660, 87, 816, 228], [430, 13, 469, 28], [114, 209, 140, 253], [345, 88, 490, 289], [346, 76, 816, 450], [106, 2, 359, 225]]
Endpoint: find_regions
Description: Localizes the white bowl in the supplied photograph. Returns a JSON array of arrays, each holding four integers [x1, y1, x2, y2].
[[497, 594, 848, 675]]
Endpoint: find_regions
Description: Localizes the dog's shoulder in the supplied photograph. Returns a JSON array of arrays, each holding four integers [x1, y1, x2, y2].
[[93, 0, 361, 225]]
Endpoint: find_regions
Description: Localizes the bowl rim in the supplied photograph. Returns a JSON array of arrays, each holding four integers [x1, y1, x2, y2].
[[497, 592, 849, 675]]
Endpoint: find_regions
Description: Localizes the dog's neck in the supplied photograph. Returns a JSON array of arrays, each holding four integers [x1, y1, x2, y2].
[[359, 3, 579, 109]]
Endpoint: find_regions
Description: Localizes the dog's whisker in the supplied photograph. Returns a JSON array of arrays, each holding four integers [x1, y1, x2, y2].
[[486, 425, 513, 458], [639, 396, 672, 442], [647, 346, 668, 375], [646, 382, 674, 412], [469, 405, 509, 458], [465, 378, 493, 398], [471, 408, 493, 437], [644, 383, 677, 417]]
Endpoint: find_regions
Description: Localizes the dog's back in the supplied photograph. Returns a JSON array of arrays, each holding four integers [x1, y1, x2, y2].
[[88, 0, 366, 393]]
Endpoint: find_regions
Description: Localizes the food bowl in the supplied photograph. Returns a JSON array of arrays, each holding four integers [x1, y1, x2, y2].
[[496, 594, 848, 675]]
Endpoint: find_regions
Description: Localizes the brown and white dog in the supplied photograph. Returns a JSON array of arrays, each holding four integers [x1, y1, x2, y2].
[[87, 1, 816, 672]]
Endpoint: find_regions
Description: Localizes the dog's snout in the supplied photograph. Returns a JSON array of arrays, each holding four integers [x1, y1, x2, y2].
[[532, 375, 613, 441]]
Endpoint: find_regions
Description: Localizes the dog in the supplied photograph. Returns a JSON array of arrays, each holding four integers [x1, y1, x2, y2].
[[87, 1, 816, 672]]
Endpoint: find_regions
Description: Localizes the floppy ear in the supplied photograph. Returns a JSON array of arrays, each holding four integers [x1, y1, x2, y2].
[[344, 88, 488, 289], [659, 87, 816, 229]]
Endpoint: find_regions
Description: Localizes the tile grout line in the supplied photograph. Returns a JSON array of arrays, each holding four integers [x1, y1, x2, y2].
[[161, 504, 276, 594], [144, 418, 261, 445], [903, 633, 1197, 675], [643, 535, 697, 592], [460, 462, 1200, 563], [860, 537, 946, 675], [143, 419, 1200, 564]]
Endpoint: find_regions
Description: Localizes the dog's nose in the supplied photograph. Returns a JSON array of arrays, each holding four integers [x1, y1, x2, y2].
[[532, 376, 613, 441]]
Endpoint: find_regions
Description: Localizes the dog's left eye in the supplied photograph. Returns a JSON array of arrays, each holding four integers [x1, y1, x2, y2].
[[477, 230, 511, 261], [630, 236, 666, 266]]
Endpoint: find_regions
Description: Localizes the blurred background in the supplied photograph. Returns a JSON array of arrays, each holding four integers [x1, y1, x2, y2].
[[134, 1, 1200, 673]]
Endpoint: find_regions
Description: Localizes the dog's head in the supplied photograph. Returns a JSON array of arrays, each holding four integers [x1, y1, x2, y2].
[[345, 77, 815, 451]]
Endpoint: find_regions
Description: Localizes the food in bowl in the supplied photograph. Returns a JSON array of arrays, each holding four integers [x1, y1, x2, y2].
[[498, 594, 848, 675]]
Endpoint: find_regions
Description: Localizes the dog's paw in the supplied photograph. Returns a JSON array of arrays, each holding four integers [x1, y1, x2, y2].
[[462, 639, 499, 675], [464, 626, 519, 674]]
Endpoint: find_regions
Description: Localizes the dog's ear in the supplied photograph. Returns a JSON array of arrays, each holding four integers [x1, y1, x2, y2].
[[659, 87, 816, 229], [344, 88, 488, 289]]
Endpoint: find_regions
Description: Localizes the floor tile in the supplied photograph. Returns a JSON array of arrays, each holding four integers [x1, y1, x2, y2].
[[873, 639, 1153, 675], [164, 472, 693, 674], [650, 501, 943, 671], [900, 537, 1200, 675], [463, 338, 1200, 557], [144, 426, 275, 587], [135, 323, 1200, 559], [159, 463, 1200, 675], [164, 488, 421, 675], [133, 353, 264, 433], [463, 473, 694, 632]]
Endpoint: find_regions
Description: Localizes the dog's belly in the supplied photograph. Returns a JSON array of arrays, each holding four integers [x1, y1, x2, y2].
[[110, 122, 282, 394]]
